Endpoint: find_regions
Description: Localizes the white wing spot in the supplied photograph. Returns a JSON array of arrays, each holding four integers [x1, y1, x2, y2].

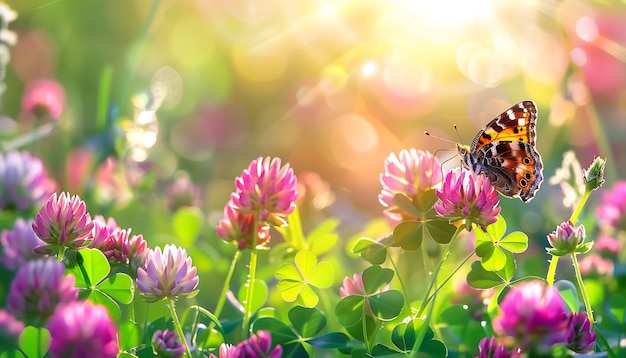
[[507, 110, 516, 120], [518, 117, 525, 126]]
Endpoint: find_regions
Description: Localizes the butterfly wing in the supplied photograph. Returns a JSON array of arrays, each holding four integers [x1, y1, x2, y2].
[[473, 141, 543, 202], [470, 101, 538, 151]]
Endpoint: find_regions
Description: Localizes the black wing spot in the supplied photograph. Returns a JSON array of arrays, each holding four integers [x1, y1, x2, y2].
[[481, 133, 492, 141], [523, 157, 531, 165], [519, 178, 528, 187], [524, 172, 532, 180]]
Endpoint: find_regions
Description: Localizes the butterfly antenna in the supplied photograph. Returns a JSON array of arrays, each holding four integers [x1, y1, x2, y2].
[[424, 131, 457, 145], [453, 124, 465, 144]]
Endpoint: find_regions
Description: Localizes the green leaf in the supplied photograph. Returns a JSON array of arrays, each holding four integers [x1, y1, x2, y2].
[[0, 351, 25, 358], [275, 206, 306, 249], [438, 305, 470, 326], [391, 194, 422, 217], [277, 279, 304, 302], [308, 261, 334, 288], [413, 189, 438, 214], [306, 332, 350, 349], [393, 221, 423, 251], [467, 261, 505, 289], [500, 250, 516, 282], [276, 263, 301, 281], [119, 322, 142, 351], [171, 207, 204, 246], [371, 344, 403, 356], [97, 273, 134, 304], [368, 290, 404, 320], [295, 250, 318, 279], [296, 284, 319, 308], [555, 280, 580, 312], [18, 326, 51, 358], [335, 295, 365, 327], [69, 248, 111, 288], [289, 306, 326, 338], [425, 220, 457, 244], [500, 231, 528, 253], [362, 265, 394, 294], [182, 305, 225, 349], [116, 354, 137, 358], [252, 317, 298, 344], [307, 219, 339, 256], [352, 237, 388, 265], [238, 280, 268, 314], [480, 245, 506, 271], [87, 289, 121, 320], [488, 215, 507, 239]]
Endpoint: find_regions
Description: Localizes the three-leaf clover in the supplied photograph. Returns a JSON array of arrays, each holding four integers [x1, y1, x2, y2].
[[275, 250, 333, 307], [474, 215, 528, 271], [67, 248, 134, 319]]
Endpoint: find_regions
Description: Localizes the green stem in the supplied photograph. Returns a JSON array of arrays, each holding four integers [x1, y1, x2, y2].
[[168, 299, 192, 358], [422, 250, 473, 309], [215, 250, 242, 319], [571, 253, 594, 326], [546, 256, 559, 287], [570, 188, 592, 224], [242, 216, 260, 337], [388, 254, 411, 318]]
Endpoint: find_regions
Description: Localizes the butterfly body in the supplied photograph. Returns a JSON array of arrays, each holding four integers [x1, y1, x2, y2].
[[458, 100, 543, 202]]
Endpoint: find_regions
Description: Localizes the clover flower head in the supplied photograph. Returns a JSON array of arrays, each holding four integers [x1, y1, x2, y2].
[[32, 192, 93, 256], [229, 156, 298, 224], [136, 244, 199, 302], [7, 258, 77, 323], [379, 149, 443, 225], [0, 218, 45, 270], [565, 311, 596, 353], [167, 172, 202, 212], [492, 281, 569, 351], [21, 78, 65, 120], [47, 301, 119, 358], [237, 330, 282, 358], [89, 215, 147, 271], [435, 168, 501, 231], [546, 221, 588, 256], [216, 201, 271, 250], [0, 151, 56, 212], [475, 336, 515, 358], [209, 344, 238, 358], [152, 329, 185, 358]]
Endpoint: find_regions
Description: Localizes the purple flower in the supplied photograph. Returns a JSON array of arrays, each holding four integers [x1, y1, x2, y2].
[[579, 253, 614, 276], [379, 149, 443, 225], [565, 311, 596, 353], [596, 181, 626, 230], [47, 301, 119, 358], [167, 171, 202, 212], [237, 330, 282, 358], [595, 234, 621, 258], [475, 336, 516, 358], [216, 201, 271, 250], [492, 281, 569, 351], [210, 344, 239, 358], [89, 215, 147, 272], [0, 218, 45, 270], [21, 78, 65, 120], [435, 168, 501, 231], [0, 309, 25, 347], [7, 258, 78, 323], [229, 157, 298, 226], [136, 244, 199, 302], [152, 329, 185, 358], [32, 192, 93, 256], [546, 221, 588, 256], [0, 151, 55, 212]]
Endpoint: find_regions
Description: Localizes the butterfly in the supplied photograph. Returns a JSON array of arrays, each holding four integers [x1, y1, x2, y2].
[[457, 100, 543, 202]]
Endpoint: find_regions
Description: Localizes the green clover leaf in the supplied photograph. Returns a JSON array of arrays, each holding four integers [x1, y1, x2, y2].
[[474, 215, 527, 271], [275, 250, 334, 307]]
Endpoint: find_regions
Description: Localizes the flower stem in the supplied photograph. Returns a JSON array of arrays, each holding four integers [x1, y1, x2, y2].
[[215, 250, 242, 320], [571, 253, 594, 326], [546, 256, 558, 287], [242, 216, 259, 337], [168, 299, 192, 358], [422, 250, 473, 308], [388, 254, 411, 318], [570, 188, 592, 224]]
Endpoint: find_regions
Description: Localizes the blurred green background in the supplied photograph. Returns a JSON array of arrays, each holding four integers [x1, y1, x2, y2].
[[4, 0, 626, 240]]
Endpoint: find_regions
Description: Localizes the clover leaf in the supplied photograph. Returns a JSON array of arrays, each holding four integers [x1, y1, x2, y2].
[[474, 215, 528, 271], [275, 250, 334, 307], [66, 248, 134, 320], [252, 306, 349, 358]]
